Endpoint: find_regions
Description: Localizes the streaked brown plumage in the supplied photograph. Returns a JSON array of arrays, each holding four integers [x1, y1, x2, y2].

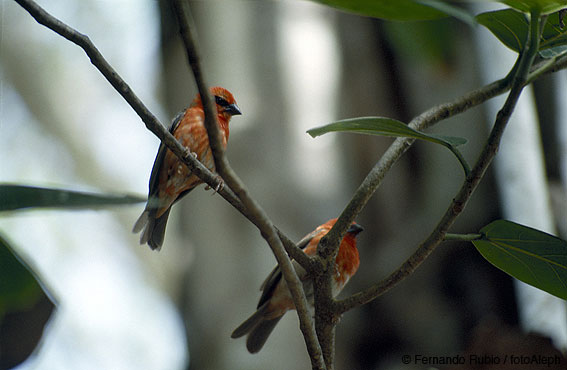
[[133, 87, 240, 250]]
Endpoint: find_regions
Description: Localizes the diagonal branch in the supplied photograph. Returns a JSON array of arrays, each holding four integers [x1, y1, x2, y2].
[[14, 0, 250, 212], [167, 0, 311, 267], [14, 0, 167, 150], [312, 72, 512, 366], [170, 0, 224, 167], [319, 76, 510, 261], [14, 0, 313, 287], [15, 1, 567, 368], [333, 9, 545, 315], [170, 1, 324, 368], [526, 50, 567, 84], [314, 13, 560, 361], [317, 47, 567, 264]]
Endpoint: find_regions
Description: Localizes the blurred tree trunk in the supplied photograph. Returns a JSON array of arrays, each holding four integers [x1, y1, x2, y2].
[[554, 71, 567, 239]]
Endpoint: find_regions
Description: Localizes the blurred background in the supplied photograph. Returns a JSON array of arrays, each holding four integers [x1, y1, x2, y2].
[[1, 1, 566, 369]]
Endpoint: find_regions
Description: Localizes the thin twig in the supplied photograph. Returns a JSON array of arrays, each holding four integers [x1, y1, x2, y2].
[[444, 233, 483, 241], [319, 76, 510, 260], [170, 0, 223, 167], [170, 1, 325, 368], [527, 52, 567, 84], [14, 0, 310, 266], [13, 0, 242, 209], [311, 71, 512, 367], [316, 49, 567, 261], [15, 1, 567, 368], [167, 0, 311, 267], [333, 9, 544, 315], [17, 0, 321, 365], [15, 0, 320, 347]]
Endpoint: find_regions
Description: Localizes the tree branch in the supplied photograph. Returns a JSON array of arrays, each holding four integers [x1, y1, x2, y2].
[[14, 0, 235, 207], [15, 0, 320, 362], [315, 46, 567, 266], [15, 1, 566, 368], [167, 0, 312, 267], [170, 0, 224, 167], [320, 76, 511, 259], [14, 0, 309, 263], [310, 20, 564, 363], [333, 9, 544, 315], [527, 51, 567, 84], [310, 70, 512, 368], [169, 1, 324, 368]]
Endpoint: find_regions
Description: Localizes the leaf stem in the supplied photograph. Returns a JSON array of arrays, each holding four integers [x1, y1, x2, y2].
[[446, 144, 471, 176], [444, 233, 483, 241]]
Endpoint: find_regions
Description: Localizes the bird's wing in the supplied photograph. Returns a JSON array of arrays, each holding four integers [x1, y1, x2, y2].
[[147, 111, 185, 199], [256, 228, 320, 309]]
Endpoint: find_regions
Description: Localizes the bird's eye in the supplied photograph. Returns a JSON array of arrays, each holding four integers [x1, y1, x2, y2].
[[215, 96, 230, 107]]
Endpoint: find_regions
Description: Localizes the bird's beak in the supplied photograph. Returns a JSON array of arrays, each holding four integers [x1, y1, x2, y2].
[[225, 103, 242, 116], [347, 223, 364, 235]]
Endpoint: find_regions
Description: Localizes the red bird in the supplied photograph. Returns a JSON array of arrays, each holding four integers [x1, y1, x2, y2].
[[133, 86, 241, 250], [231, 218, 363, 353]]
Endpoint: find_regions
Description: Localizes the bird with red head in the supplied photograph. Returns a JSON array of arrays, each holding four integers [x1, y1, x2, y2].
[[232, 218, 363, 353], [133, 86, 241, 250]]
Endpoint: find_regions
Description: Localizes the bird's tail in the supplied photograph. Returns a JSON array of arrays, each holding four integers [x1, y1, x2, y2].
[[132, 209, 149, 234], [132, 208, 171, 251], [231, 304, 282, 353]]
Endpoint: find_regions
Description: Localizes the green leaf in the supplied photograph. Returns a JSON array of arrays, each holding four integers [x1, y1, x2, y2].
[[501, 0, 567, 15], [0, 234, 53, 314], [383, 19, 459, 67], [0, 184, 145, 212], [539, 44, 567, 57], [307, 117, 466, 145], [307, 117, 471, 175], [477, 9, 567, 54], [477, 9, 528, 52], [417, 0, 478, 25], [0, 234, 55, 369], [473, 220, 567, 300], [540, 10, 567, 50], [311, 0, 446, 21]]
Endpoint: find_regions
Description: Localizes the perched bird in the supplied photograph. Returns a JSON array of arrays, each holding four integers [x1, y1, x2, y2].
[[231, 218, 363, 353], [133, 86, 241, 250]]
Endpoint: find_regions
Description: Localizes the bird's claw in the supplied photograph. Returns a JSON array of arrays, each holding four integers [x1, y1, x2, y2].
[[205, 175, 224, 195], [182, 149, 198, 160]]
